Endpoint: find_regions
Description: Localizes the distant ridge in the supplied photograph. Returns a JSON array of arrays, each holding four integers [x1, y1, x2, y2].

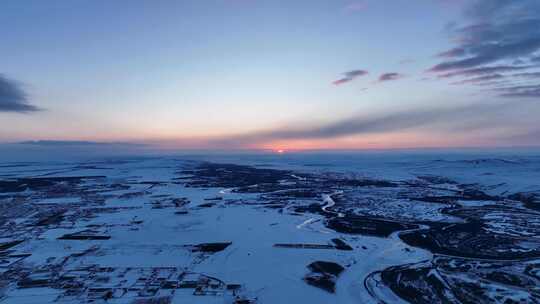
[[18, 140, 145, 147]]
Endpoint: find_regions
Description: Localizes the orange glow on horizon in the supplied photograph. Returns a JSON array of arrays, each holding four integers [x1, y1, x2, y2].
[[91, 130, 501, 151], [254, 131, 495, 151]]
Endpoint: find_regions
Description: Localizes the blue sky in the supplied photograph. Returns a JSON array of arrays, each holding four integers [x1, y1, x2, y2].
[[1, 0, 539, 150]]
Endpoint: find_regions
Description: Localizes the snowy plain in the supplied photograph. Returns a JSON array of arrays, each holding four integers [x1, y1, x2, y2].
[[0, 149, 539, 303]]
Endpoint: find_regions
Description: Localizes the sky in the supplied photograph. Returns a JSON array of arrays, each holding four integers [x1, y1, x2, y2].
[[1, 0, 540, 151]]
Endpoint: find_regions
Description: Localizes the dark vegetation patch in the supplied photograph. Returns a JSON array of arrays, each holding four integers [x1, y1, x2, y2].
[[58, 230, 111, 240], [459, 188, 499, 201], [322, 178, 397, 188], [399, 221, 540, 260], [198, 202, 216, 208], [264, 189, 320, 198], [204, 197, 223, 201], [0, 240, 23, 251], [234, 183, 300, 194], [292, 203, 324, 215], [303, 261, 344, 293], [274, 243, 336, 250], [35, 210, 66, 226], [326, 216, 417, 237], [331, 238, 353, 251], [377, 257, 540, 304], [17, 271, 54, 288], [380, 263, 448, 304], [411, 196, 459, 204], [190, 242, 232, 253], [0, 176, 105, 193], [308, 261, 345, 276], [132, 296, 172, 304], [179, 163, 292, 189], [417, 175, 458, 185], [508, 192, 540, 211], [273, 240, 352, 250], [410, 188, 497, 204]]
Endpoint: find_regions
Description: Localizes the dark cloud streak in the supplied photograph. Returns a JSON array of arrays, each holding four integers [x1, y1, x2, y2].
[[213, 102, 513, 146], [333, 70, 368, 85], [0, 75, 40, 113]]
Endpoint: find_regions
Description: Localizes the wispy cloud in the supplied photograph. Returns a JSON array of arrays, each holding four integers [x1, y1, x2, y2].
[[429, 1, 540, 72], [437, 47, 466, 58], [429, 0, 540, 97], [430, 38, 540, 72], [512, 72, 540, 79], [399, 58, 415, 65], [448, 71, 540, 86], [494, 84, 540, 98], [378, 73, 404, 82], [344, 1, 367, 13], [333, 70, 368, 85], [437, 65, 534, 78], [451, 74, 505, 85], [0, 75, 40, 113]]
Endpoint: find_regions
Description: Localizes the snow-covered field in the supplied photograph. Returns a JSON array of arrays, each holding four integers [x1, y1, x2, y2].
[[0, 151, 539, 303]]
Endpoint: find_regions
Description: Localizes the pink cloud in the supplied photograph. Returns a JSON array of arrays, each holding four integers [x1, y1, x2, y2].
[[333, 78, 351, 85], [332, 69, 369, 85], [378, 72, 404, 82]]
